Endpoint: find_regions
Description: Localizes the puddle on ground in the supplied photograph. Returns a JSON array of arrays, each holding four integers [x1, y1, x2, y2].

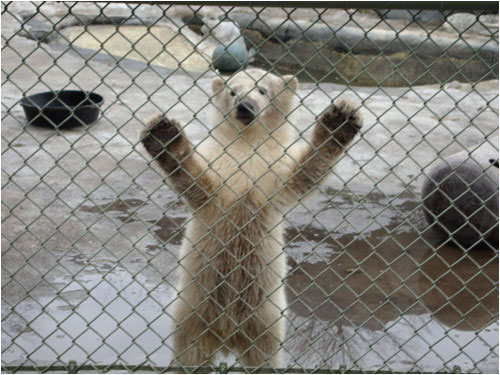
[[80, 198, 145, 214], [80, 198, 186, 247], [285, 225, 498, 371], [2, 192, 498, 372]]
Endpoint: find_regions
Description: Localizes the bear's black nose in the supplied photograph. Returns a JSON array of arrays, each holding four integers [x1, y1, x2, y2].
[[236, 102, 255, 125], [237, 102, 254, 115]]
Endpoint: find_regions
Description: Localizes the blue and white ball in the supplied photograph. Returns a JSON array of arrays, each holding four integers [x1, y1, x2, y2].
[[212, 44, 249, 72]]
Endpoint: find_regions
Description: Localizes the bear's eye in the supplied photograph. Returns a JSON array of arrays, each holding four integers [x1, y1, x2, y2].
[[258, 87, 267, 95], [230, 89, 236, 97]]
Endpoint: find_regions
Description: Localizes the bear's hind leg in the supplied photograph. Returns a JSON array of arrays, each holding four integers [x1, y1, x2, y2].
[[171, 322, 220, 370], [233, 317, 285, 369], [170, 300, 221, 370]]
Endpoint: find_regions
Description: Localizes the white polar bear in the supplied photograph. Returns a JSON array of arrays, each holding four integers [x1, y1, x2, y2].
[[141, 68, 363, 369]]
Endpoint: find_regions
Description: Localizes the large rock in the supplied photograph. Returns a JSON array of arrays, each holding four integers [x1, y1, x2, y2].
[[444, 13, 498, 36], [378, 9, 452, 24]]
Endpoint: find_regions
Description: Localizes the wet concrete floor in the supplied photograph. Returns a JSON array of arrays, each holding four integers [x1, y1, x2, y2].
[[2, 188, 498, 372]]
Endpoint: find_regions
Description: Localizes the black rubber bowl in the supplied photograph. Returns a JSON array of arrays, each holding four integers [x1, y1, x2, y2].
[[20, 90, 104, 128]]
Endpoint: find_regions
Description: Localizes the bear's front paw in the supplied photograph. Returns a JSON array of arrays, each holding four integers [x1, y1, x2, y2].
[[317, 99, 363, 147], [141, 114, 185, 157]]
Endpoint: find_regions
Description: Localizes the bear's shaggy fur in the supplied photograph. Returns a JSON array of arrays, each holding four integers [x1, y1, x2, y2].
[[141, 68, 363, 369]]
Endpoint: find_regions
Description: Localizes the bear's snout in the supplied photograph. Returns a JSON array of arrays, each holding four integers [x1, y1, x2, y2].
[[235, 102, 255, 125]]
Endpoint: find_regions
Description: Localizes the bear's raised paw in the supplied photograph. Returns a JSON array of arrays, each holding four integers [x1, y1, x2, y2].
[[141, 115, 186, 158], [318, 99, 363, 147]]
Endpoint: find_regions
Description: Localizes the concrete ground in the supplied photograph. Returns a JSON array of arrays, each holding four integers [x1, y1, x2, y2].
[[2, 2, 499, 373]]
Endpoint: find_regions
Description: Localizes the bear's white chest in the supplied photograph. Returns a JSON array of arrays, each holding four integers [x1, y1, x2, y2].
[[199, 138, 291, 197]]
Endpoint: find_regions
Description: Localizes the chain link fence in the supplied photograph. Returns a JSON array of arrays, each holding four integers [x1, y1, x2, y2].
[[2, 1, 498, 373]]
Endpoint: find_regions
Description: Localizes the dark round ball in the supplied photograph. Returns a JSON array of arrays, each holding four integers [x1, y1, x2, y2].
[[212, 44, 249, 72], [422, 158, 498, 248]]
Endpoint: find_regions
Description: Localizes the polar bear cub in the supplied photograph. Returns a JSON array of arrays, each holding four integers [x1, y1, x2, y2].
[[141, 68, 363, 369]]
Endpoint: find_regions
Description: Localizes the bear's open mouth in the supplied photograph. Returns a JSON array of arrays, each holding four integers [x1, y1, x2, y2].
[[237, 113, 254, 126], [235, 102, 255, 126]]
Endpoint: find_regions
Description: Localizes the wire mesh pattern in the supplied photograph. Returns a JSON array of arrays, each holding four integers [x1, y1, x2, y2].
[[2, 2, 499, 373]]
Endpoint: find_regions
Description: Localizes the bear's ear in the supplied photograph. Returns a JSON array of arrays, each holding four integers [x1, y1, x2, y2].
[[283, 75, 298, 91], [212, 76, 225, 94]]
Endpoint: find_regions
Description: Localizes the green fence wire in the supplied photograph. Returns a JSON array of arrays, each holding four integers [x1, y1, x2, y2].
[[2, 2, 498, 373]]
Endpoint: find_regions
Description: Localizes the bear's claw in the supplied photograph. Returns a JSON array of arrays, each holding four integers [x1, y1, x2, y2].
[[141, 115, 183, 157], [319, 99, 363, 147]]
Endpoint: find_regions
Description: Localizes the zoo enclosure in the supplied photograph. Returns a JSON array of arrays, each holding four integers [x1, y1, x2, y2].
[[2, 1, 499, 373]]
